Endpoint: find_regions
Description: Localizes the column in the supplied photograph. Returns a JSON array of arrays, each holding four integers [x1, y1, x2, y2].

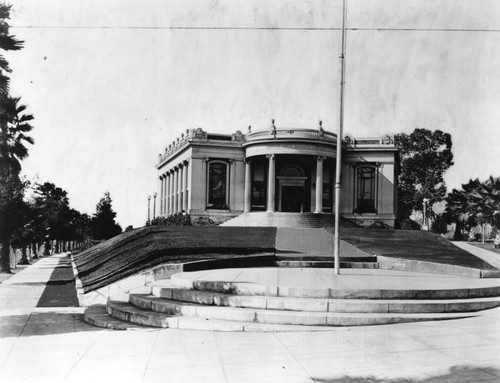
[[163, 174, 167, 215], [159, 176, 164, 216], [166, 173, 171, 216], [187, 159, 193, 211], [244, 160, 251, 213], [163, 175, 167, 215], [179, 165, 184, 211], [173, 167, 178, 214], [169, 170, 175, 214], [266, 154, 275, 212], [183, 161, 189, 211], [201, 159, 208, 210], [315, 156, 324, 213]]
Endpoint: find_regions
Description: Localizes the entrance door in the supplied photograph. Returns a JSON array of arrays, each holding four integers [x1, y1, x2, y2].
[[281, 185, 304, 212]]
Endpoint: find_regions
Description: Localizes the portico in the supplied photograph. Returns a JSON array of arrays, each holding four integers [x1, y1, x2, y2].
[[156, 123, 398, 227]]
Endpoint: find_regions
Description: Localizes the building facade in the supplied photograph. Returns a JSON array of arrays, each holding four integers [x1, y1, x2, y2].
[[156, 123, 398, 227]]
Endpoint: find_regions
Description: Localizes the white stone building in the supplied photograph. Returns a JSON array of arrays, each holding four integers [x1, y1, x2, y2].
[[156, 123, 398, 227]]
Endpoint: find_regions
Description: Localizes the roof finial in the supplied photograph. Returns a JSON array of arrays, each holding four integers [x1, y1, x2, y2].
[[248, 125, 251, 133], [270, 119, 277, 136], [319, 120, 324, 136]]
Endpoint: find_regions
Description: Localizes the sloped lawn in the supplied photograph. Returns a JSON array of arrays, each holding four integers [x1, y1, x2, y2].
[[338, 227, 496, 270], [73, 226, 276, 292]]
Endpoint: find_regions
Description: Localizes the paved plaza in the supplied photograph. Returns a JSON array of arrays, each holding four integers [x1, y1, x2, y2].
[[1, 254, 500, 382]]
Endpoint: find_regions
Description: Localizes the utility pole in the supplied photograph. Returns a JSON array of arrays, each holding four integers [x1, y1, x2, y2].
[[147, 195, 151, 224], [333, 0, 347, 275]]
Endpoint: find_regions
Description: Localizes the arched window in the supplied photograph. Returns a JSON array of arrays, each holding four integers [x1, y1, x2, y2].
[[356, 166, 377, 213], [207, 161, 229, 209]]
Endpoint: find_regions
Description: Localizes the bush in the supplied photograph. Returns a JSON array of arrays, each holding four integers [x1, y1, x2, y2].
[[400, 219, 421, 230], [431, 215, 448, 234], [192, 216, 216, 226], [150, 212, 192, 227], [369, 221, 390, 230]]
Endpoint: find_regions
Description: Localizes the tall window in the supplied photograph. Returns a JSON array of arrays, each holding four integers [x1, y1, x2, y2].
[[356, 166, 376, 213], [207, 161, 229, 209]]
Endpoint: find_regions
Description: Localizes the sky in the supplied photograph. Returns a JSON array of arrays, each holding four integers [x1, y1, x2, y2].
[[5, 0, 500, 228]]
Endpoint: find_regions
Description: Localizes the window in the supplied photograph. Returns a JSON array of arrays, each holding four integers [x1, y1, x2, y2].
[[356, 166, 377, 213], [207, 161, 229, 209]]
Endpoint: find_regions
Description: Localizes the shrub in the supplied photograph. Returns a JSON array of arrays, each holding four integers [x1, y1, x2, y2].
[[400, 219, 421, 230], [369, 221, 390, 230], [151, 212, 192, 227], [431, 214, 448, 234], [192, 216, 216, 226]]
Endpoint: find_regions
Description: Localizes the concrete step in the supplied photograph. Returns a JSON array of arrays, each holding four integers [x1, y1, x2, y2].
[[276, 261, 379, 269], [170, 274, 500, 300], [150, 284, 500, 313], [83, 305, 154, 331], [128, 294, 480, 326], [221, 213, 360, 229], [106, 301, 334, 331], [276, 255, 377, 262]]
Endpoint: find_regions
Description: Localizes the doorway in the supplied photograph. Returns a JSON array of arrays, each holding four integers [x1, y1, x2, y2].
[[280, 185, 305, 212]]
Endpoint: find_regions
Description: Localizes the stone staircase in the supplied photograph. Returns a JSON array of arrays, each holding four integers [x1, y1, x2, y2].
[[220, 212, 360, 229], [274, 227, 378, 269], [84, 268, 500, 331]]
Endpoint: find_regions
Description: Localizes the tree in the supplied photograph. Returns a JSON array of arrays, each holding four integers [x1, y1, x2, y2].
[[443, 176, 500, 241], [0, 172, 27, 270], [0, 97, 34, 173], [0, 5, 32, 272], [465, 176, 500, 229], [443, 187, 476, 240], [0, 4, 23, 96], [395, 129, 454, 223], [430, 214, 448, 235], [91, 192, 122, 240]]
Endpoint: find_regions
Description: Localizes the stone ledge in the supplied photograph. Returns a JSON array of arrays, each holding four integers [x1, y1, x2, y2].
[[377, 256, 500, 279]]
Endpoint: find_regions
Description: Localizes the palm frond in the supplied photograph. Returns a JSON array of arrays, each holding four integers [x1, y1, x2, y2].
[[0, 34, 23, 51]]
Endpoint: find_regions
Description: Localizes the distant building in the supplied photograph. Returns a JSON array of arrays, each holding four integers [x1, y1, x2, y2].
[[156, 123, 398, 227]]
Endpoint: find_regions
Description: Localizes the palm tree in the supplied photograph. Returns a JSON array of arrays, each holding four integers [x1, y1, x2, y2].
[[444, 188, 477, 240], [465, 176, 500, 230], [0, 4, 23, 96], [0, 96, 34, 174]]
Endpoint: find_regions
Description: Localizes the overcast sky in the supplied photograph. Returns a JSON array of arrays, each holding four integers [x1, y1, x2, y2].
[[6, 0, 500, 227]]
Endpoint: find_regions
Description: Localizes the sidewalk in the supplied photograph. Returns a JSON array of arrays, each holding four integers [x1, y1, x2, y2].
[[452, 241, 500, 269], [1, 254, 500, 382]]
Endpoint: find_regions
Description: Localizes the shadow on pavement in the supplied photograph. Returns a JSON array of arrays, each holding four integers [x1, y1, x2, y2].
[[312, 365, 500, 383], [0, 312, 103, 338], [36, 257, 78, 307]]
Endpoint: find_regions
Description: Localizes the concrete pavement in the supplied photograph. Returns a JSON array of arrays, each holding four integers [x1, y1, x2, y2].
[[453, 242, 500, 270], [1, 254, 500, 382]]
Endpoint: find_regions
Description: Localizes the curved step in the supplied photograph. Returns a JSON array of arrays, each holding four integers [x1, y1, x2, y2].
[[151, 283, 500, 313], [106, 301, 333, 332], [171, 274, 500, 300], [276, 261, 378, 269], [83, 305, 153, 331], [129, 294, 478, 326]]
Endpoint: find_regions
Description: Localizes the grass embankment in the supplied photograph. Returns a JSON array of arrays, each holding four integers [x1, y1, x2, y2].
[[338, 227, 496, 270], [73, 226, 276, 293]]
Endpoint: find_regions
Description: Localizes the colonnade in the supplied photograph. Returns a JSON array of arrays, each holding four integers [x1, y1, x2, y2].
[[243, 155, 327, 214], [159, 160, 190, 216]]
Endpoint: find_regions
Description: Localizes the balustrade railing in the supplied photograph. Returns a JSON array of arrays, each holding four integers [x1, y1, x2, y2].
[[246, 128, 337, 142]]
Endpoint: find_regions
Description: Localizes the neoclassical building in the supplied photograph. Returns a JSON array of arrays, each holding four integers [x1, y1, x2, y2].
[[156, 122, 398, 227]]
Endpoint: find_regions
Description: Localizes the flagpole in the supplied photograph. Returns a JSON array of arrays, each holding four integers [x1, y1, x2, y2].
[[333, 0, 347, 275]]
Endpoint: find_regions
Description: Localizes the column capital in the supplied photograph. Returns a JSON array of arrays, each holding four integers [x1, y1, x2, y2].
[[317, 156, 327, 162], [266, 153, 275, 160]]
